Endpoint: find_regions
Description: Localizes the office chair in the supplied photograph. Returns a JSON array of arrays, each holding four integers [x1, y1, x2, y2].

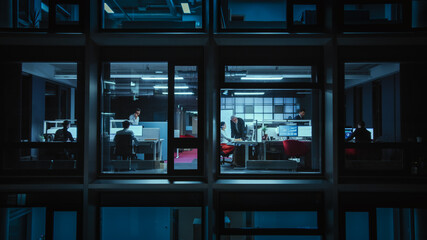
[[114, 134, 135, 171], [282, 140, 310, 165], [220, 144, 233, 165]]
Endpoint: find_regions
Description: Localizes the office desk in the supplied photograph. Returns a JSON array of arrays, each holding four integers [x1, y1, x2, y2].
[[110, 138, 164, 161], [229, 141, 258, 168]]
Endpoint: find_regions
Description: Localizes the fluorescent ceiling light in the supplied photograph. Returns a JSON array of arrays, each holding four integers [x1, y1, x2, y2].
[[104, 3, 114, 13], [241, 77, 283, 81], [162, 92, 194, 95], [54, 74, 77, 79], [181, 3, 191, 14], [234, 92, 265, 95], [153, 85, 189, 89], [111, 74, 141, 78], [155, 71, 163, 74], [141, 76, 184, 80], [104, 81, 116, 85]]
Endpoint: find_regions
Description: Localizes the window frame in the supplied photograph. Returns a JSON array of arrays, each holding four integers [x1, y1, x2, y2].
[[97, 47, 205, 179], [338, 0, 412, 33], [99, 0, 207, 33], [0, 46, 85, 179], [0, 0, 84, 32], [217, 0, 324, 33], [217, 46, 325, 179]]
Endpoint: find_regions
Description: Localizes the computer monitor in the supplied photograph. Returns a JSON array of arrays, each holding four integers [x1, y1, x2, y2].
[[68, 127, 77, 140], [129, 125, 143, 136], [278, 125, 298, 137], [142, 128, 160, 140], [298, 126, 312, 137], [345, 128, 353, 139]]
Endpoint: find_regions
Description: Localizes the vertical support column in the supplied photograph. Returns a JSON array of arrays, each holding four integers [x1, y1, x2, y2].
[[324, 39, 339, 240]]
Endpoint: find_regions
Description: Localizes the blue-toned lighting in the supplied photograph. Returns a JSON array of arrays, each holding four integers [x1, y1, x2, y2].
[[41, 2, 49, 12]]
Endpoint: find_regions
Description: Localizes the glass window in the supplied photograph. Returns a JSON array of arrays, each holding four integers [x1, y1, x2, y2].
[[225, 211, 318, 229], [412, 0, 427, 28], [220, 236, 322, 240], [225, 66, 313, 83], [220, 88, 320, 174], [102, 0, 203, 30], [174, 148, 198, 170], [174, 66, 198, 138], [101, 62, 168, 174], [100, 207, 202, 240], [1, 207, 46, 240], [220, 0, 287, 30], [56, 4, 79, 25], [293, 4, 317, 25], [1, 62, 80, 172], [0, 0, 49, 29], [343, 3, 403, 25], [53, 211, 78, 240], [341, 62, 427, 176], [345, 208, 427, 240]]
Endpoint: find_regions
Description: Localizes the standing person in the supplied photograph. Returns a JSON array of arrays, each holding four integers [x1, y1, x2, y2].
[[294, 108, 306, 120], [230, 115, 246, 140], [129, 108, 141, 125], [346, 121, 372, 143], [54, 120, 74, 142]]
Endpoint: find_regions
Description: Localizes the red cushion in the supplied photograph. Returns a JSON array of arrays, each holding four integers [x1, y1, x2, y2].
[[282, 140, 310, 157]]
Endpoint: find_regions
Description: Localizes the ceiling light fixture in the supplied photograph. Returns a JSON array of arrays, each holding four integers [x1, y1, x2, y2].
[[234, 92, 265, 95], [181, 3, 191, 14], [153, 85, 189, 89], [104, 3, 114, 13]]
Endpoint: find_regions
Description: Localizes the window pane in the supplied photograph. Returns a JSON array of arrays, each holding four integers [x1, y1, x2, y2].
[[225, 66, 313, 83], [1, 62, 79, 172], [221, 236, 322, 240], [102, 0, 203, 30], [220, 89, 320, 174], [56, 4, 79, 25], [293, 4, 317, 25], [175, 66, 198, 138], [53, 211, 77, 240], [3, 208, 46, 240], [412, 0, 427, 28], [100, 207, 202, 240], [101, 62, 168, 174], [220, 0, 287, 29], [345, 212, 370, 240], [225, 211, 318, 229], [0, 0, 49, 29], [174, 148, 198, 170], [344, 4, 403, 25]]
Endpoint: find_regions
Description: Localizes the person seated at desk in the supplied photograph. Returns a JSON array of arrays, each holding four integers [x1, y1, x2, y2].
[[114, 120, 138, 146], [129, 108, 141, 125], [230, 115, 246, 140], [346, 121, 371, 143], [54, 120, 74, 142], [220, 122, 242, 155]]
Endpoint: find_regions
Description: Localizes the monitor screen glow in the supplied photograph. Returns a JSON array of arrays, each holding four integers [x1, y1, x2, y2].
[[279, 125, 298, 137]]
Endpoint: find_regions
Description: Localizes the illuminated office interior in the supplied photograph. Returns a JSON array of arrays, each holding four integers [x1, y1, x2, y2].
[[1, 0, 427, 239]]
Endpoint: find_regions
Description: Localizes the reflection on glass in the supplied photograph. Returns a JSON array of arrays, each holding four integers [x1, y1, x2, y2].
[[220, 0, 287, 29], [293, 4, 317, 25], [174, 148, 197, 170], [101, 62, 168, 174], [100, 207, 202, 240], [344, 4, 403, 25], [2, 208, 46, 240], [56, 4, 79, 25], [102, 0, 203, 29], [220, 89, 319, 174], [53, 211, 77, 240], [0, 0, 49, 28], [225, 66, 312, 83], [345, 212, 369, 240], [225, 211, 318, 229], [174, 66, 198, 138], [412, 0, 427, 28]]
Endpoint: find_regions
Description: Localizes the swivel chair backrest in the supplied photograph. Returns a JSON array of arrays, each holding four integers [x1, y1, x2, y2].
[[115, 134, 133, 158]]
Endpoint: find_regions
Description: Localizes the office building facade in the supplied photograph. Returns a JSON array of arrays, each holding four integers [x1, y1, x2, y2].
[[1, 0, 427, 239]]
